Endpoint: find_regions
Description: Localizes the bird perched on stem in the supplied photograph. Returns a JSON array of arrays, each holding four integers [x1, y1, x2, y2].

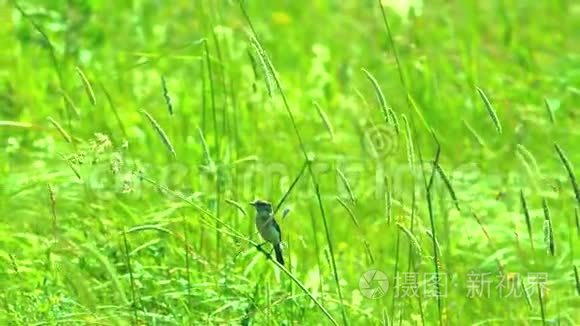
[[250, 199, 284, 265]]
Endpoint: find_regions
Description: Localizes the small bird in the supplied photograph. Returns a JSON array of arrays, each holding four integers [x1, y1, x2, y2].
[[250, 199, 284, 265]]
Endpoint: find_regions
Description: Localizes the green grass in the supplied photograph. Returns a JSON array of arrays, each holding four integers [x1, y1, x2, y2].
[[1, 0, 580, 324]]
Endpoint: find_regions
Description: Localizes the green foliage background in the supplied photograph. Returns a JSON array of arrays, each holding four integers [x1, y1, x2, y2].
[[1, 0, 579, 324]]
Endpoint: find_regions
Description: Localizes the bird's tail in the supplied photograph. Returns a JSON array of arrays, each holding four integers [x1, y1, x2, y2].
[[274, 243, 284, 266]]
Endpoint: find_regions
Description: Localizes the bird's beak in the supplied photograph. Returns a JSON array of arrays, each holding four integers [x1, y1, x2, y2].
[[249, 201, 256, 207]]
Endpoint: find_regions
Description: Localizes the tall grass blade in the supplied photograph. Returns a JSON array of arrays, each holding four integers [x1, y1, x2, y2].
[[407, 94, 431, 134], [47, 184, 57, 240], [476, 86, 502, 134], [516, 144, 540, 175], [541, 198, 555, 256], [402, 114, 415, 168], [47, 117, 72, 144], [337, 197, 360, 229], [463, 119, 486, 147], [337, 197, 374, 264], [537, 283, 546, 326], [336, 167, 356, 203], [122, 229, 139, 323], [197, 127, 214, 170], [574, 265, 580, 296], [75, 66, 97, 107], [520, 277, 533, 310], [414, 125, 444, 326], [14, 3, 64, 95], [98, 79, 128, 139], [248, 33, 274, 97], [397, 223, 422, 256], [574, 207, 580, 236], [435, 162, 460, 211], [141, 109, 177, 159], [225, 199, 248, 217], [362, 68, 399, 134], [519, 190, 535, 250], [386, 176, 392, 224], [554, 143, 580, 206], [544, 98, 556, 124], [377, 0, 405, 87], [181, 213, 192, 310], [161, 75, 174, 115], [274, 160, 308, 215], [313, 101, 335, 140]]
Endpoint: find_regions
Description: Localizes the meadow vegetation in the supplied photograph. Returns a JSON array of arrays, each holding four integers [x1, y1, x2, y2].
[[1, 0, 579, 324]]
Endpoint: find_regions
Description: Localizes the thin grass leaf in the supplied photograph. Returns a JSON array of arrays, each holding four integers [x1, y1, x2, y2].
[[519, 277, 533, 310], [361, 68, 389, 123], [554, 143, 580, 206], [575, 207, 579, 236], [15, 3, 64, 94], [516, 144, 540, 175], [463, 119, 486, 147], [274, 160, 308, 215], [425, 230, 442, 257], [76, 66, 96, 107], [337, 197, 375, 263], [574, 265, 580, 296], [59, 153, 81, 180], [472, 213, 496, 249], [248, 33, 274, 97], [281, 208, 291, 219], [386, 176, 392, 224], [413, 121, 444, 325], [541, 198, 555, 256], [476, 86, 502, 134], [537, 283, 546, 326], [516, 151, 537, 186], [125, 225, 173, 235], [58, 90, 80, 117], [390, 227, 401, 319], [435, 163, 460, 211], [397, 223, 422, 256], [141, 109, 176, 159], [544, 98, 556, 124], [98, 79, 127, 139], [0, 121, 35, 128], [362, 68, 399, 134], [122, 229, 139, 323], [427, 131, 441, 192], [47, 184, 57, 239], [247, 49, 260, 93], [389, 109, 400, 135], [519, 190, 535, 250], [336, 168, 356, 203], [407, 94, 431, 134], [336, 197, 360, 229], [225, 199, 248, 217], [161, 75, 174, 115], [47, 117, 72, 144], [362, 240, 375, 265], [401, 114, 415, 168], [197, 127, 214, 171], [313, 101, 335, 140], [180, 213, 192, 308]]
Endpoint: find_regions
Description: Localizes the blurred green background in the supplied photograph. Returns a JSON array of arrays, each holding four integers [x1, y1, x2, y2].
[[1, 0, 579, 324]]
